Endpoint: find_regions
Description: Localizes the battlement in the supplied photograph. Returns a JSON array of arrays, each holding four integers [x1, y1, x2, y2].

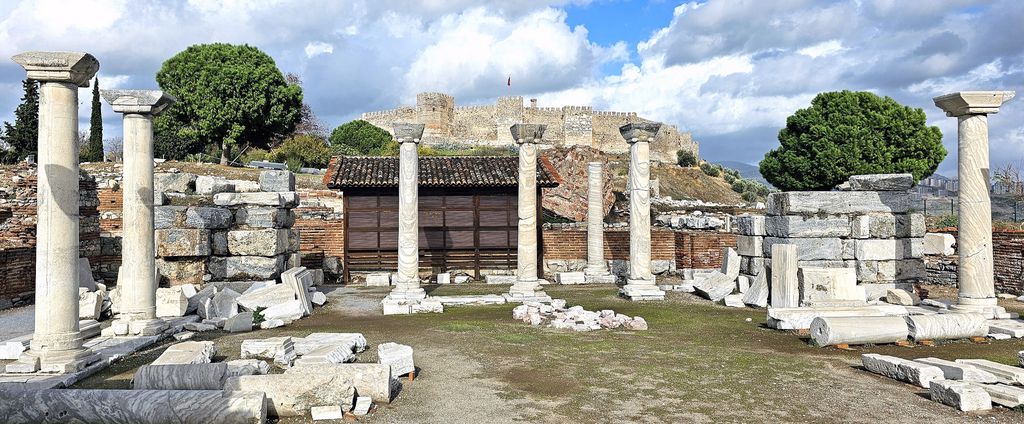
[[417, 92, 454, 103], [453, 105, 495, 113], [528, 106, 563, 113], [592, 111, 637, 118], [361, 107, 415, 119], [562, 105, 594, 113]]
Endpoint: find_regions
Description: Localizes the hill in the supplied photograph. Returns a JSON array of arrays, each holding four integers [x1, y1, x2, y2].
[[719, 160, 773, 188]]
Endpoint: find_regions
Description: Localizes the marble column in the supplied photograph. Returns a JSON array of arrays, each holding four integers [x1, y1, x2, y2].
[[6, 52, 100, 374], [619, 123, 666, 301], [508, 124, 549, 300], [389, 123, 426, 301], [934, 91, 1015, 318], [584, 162, 615, 283], [103, 90, 176, 335]]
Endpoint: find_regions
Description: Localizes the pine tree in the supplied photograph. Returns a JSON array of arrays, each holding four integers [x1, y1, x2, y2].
[[83, 77, 104, 162], [0, 79, 39, 164]]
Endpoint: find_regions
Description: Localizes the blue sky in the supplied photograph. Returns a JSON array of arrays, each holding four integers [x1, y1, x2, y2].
[[1, 0, 1022, 177]]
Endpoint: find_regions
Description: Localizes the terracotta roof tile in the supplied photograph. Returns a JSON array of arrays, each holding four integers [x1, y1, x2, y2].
[[325, 156, 561, 189]]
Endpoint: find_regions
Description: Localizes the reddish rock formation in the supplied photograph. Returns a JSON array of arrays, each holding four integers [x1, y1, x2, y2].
[[541, 146, 615, 222]]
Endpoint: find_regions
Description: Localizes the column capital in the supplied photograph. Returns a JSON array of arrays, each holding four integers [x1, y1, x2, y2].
[[393, 123, 425, 144], [101, 90, 176, 116], [587, 162, 602, 172], [619, 122, 661, 144], [11, 51, 99, 87], [510, 123, 546, 144], [933, 91, 1015, 117]]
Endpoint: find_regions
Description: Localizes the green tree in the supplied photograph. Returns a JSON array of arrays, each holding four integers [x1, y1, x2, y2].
[[267, 134, 332, 169], [676, 149, 697, 167], [1, 79, 39, 163], [155, 43, 303, 165], [81, 77, 104, 162], [760, 90, 945, 191], [328, 120, 396, 155]]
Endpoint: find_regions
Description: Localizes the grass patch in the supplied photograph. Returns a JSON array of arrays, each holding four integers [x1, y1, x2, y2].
[[493, 333, 537, 344], [440, 322, 480, 332]]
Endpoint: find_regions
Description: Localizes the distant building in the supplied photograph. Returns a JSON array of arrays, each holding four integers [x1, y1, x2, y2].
[[913, 174, 958, 198], [360, 92, 698, 163]]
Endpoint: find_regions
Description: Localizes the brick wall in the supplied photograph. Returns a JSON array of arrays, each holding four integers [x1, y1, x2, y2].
[[541, 228, 730, 268], [993, 231, 1024, 294], [0, 247, 34, 306]]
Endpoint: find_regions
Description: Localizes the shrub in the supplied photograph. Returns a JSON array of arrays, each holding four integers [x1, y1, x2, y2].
[[239, 147, 269, 164], [723, 173, 736, 184], [700, 162, 720, 177], [329, 120, 395, 155], [760, 90, 945, 191], [268, 134, 331, 168], [936, 214, 958, 228], [676, 150, 697, 167]]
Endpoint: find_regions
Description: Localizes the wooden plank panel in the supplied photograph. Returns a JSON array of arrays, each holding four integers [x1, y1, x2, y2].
[[479, 210, 509, 226], [449, 231, 475, 249], [479, 231, 509, 248], [445, 195, 474, 209], [348, 211, 379, 228], [445, 210, 474, 224], [478, 195, 509, 209]]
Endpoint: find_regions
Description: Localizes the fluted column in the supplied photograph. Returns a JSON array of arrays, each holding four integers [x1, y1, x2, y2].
[[389, 123, 426, 301], [619, 123, 666, 301], [508, 124, 548, 300], [7, 51, 100, 374], [103, 90, 175, 335], [584, 162, 615, 283], [934, 91, 1015, 318]]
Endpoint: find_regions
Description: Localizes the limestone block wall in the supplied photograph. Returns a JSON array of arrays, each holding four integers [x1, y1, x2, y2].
[[153, 171, 301, 288], [735, 176, 926, 303]]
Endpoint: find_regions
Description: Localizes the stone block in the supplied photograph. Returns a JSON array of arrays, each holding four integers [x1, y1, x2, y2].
[[365, 273, 392, 286], [155, 206, 188, 229], [847, 174, 914, 191], [913, 357, 997, 383], [884, 288, 919, 306], [236, 283, 293, 311], [896, 213, 925, 237], [195, 175, 234, 195], [156, 287, 188, 318], [988, 320, 1024, 338], [210, 255, 286, 281], [923, 233, 955, 256], [378, 342, 415, 376], [736, 235, 762, 257], [767, 215, 851, 238], [955, 359, 1024, 385], [228, 229, 289, 257], [763, 237, 846, 261], [797, 267, 864, 306], [242, 336, 296, 366], [382, 298, 412, 315], [224, 373, 355, 418], [693, 271, 735, 302], [0, 334, 31, 360], [850, 214, 896, 239], [157, 258, 207, 287], [155, 172, 196, 194], [741, 272, 769, 307], [185, 207, 233, 229], [282, 267, 313, 316], [133, 363, 228, 390], [156, 229, 211, 257], [311, 291, 327, 306], [228, 179, 261, 192], [767, 191, 911, 215], [437, 272, 451, 284], [929, 380, 991, 412], [78, 257, 97, 291], [861, 353, 944, 388], [740, 257, 765, 276], [810, 316, 909, 346], [259, 170, 295, 192], [214, 192, 299, 207], [766, 304, 909, 330], [980, 384, 1024, 408], [211, 288, 241, 319], [735, 215, 765, 236], [263, 299, 305, 322], [152, 341, 217, 365], [294, 342, 356, 365], [224, 311, 254, 332], [353, 396, 372, 415], [235, 207, 292, 228], [79, 290, 103, 320], [770, 244, 799, 308], [723, 294, 745, 308], [211, 231, 229, 255], [294, 333, 367, 356], [284, 363, 393, 404], [905, 314, 987, 341], [555, 271, 586, 284], [310, 405, 344, 421], [854, 239, 921, 261], [226, 359, 271, 377]]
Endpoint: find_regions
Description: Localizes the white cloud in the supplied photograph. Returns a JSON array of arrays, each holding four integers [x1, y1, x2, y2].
[[797, 40, 844, 58], [304, 42, 334, 58]]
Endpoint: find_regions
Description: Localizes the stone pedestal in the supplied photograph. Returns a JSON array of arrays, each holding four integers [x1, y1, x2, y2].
[[388, 123, 427, 302], [584, 162, 615, 284], [618, 123, 665, 301], [934, 91, 1015, 318], [6, 52, 101, 374], [508, 124, 549, 300], [103, 90, 175, 335]]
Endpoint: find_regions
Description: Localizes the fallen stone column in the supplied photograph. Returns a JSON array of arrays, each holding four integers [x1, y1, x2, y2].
[[905, 313, 987, 341], [861, 353, 944, 388], [955, 359, 1024, 385], [0, 389, 266, 424], [913, 357, 996, 383], [810, 316, 908, 346], [133, 363, 228, 390]]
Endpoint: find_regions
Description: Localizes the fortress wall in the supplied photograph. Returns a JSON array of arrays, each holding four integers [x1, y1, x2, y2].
[[524, 107, 565, 145], [562, 106, 593, 147], [361, 107, 417, 135], [494, 96, 524, 145], [591, 112, 637, 154], [450, 105, 498, 143]]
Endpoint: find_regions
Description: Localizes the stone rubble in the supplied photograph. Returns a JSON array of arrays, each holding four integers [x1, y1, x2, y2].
[[512, 300, 648, 332]]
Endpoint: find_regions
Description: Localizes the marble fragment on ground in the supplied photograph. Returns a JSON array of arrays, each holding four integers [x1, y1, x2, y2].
[[810, 316, 908, 346], [913, 357, 997, 383], [861, 353, 944, 388], [905, 314, 987, 341], [378, 342, 415, 376], [224, 373, 355, 418], [929, 380, 992, 412], [0, 389, 267, 424]]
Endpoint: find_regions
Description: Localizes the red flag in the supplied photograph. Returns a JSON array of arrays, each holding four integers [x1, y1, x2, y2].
[[507, 76, 511, 86]]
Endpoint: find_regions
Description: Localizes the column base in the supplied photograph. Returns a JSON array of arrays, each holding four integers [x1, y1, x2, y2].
[[509, 279, 547, 298], [111, 318, 168, 336], [502, 293, 553, 303], [584, 274, 617, 284], [948, 303, 1009, 320], [388, 286, 427, 301], [6, 347, 100, 374], [620, 279, 665, 301], [381, 296, 443, 315]]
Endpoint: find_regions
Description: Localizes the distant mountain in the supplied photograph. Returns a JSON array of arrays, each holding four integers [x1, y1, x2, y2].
[[718, 160, 773, 188]]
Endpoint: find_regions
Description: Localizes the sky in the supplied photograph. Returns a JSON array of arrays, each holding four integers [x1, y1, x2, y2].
[[1, 0, 1022, 177]]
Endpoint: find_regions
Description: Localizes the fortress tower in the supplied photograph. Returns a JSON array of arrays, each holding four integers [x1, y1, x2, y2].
[[416, 92, 454, 140], [494, 96, 524, 145]]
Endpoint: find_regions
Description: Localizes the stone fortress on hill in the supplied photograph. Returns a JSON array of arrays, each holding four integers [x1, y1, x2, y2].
[[360, 92, 699, 163]]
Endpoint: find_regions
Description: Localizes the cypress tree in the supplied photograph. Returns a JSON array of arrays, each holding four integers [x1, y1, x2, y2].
[[1, 78, 39, 163], [84, 77, 104, 162]]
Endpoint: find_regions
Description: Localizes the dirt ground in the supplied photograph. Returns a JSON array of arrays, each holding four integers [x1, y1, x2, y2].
[[73, 283, 1024, 423]]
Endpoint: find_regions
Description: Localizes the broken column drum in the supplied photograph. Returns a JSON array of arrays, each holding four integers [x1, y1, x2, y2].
[[389, 123, 426, 301], [933, 91, 1015, 316], [7, 51, 101, 374], [103, 90, 176, 330], [619, 123, 666, 301], [508, 124, 548, 299]]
